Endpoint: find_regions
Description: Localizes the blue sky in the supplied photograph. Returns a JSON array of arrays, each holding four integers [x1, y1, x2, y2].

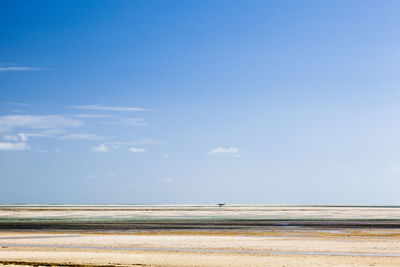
[[1, 0, 400, 204]]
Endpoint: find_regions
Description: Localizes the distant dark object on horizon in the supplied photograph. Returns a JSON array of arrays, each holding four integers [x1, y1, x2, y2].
[[217, 203, 226, 207]]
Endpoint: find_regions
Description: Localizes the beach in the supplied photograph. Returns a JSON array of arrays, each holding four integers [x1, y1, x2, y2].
[[0, 205, 399, 266]]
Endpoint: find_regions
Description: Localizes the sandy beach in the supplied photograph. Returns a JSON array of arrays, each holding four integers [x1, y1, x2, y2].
[[0, 205, 399, 266], [1, 229, 400, 266]]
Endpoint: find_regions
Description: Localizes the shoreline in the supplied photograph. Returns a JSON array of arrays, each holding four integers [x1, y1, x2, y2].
[[1, 219, 400, 232]]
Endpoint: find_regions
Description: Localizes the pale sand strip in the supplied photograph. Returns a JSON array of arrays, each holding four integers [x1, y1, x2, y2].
[[0, 230, 400, 266], [1, 230, 400, 254], [1, 249, 400, 266], [1, 205, 400, 220]]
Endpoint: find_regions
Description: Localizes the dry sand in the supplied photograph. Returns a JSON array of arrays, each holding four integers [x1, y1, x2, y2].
[[1, 229, 400, 266]]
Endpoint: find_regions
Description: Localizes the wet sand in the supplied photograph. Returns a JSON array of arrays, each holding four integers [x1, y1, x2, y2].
[[0, 205, 399, 266]]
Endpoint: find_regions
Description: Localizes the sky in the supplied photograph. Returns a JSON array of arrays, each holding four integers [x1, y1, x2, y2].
[[1, 0, 400, 204]]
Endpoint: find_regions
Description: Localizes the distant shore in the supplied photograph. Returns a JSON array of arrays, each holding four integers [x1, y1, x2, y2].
[[1, 204, 400, 231]]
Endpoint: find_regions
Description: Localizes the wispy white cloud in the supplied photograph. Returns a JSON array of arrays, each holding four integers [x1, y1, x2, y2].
[[208, 147, 240, 157], [2, 135, 18, 141], [25, 132, 55, 138], [72, 114, 113, 119], [0, 142, 30, 150], [161, 153, 169, 158], [0, 67, 42, 72], [72, 105, 148, 112], [3, 133, 28, 142], [129, 147, 147, 153], [92, 144, 109, 152], [7, 102, 31, 106], [0, 115, 83, 132], [11, 109, 26, 113], [59, 133, 104, 140], [104, 118, 147, 126], [19, 133, 28, 141], [105, 139, 162, 149]]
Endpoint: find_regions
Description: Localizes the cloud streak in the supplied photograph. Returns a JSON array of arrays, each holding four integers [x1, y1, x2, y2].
[[208, 147, 240, 157], [104, 118, 147, 126], [3, 133, 28, 142], [71, 105, 148, 112], [0, 115, 83, 132], [59, 133, 104, 140], [0, 67, 42, 72], [105, 139, 162, 149], [7, 102, 31, 106], [72, 114, 113, 118], [92, 144, 109, 152], [129, 147, 147, 153], [0, 142, 30, 150]]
